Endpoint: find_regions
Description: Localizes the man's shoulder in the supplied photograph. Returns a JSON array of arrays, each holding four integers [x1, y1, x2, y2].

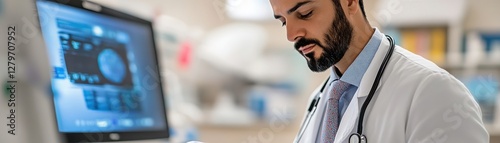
[[386, 46, 468, 92], [391, 46, 450, 77], [389, 46, 469, 94]]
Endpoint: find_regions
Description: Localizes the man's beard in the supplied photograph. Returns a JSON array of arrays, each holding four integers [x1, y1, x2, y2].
[[295, 7, 353, 72]]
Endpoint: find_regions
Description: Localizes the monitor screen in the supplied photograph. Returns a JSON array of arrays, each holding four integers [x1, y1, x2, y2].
[[36, 0, 169, 141]]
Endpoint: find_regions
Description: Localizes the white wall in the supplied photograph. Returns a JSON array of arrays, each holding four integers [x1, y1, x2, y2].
[[463, 0, 500, 31]]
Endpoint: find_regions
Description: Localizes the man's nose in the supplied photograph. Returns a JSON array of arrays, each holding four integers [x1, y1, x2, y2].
[[286, 22, 305, 42]]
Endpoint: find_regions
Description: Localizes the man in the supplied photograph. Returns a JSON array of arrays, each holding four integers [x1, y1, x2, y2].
[[269, 0, 489, 142]]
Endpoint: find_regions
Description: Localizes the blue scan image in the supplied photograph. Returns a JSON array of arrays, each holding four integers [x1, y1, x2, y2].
[[98, 49, 127, 83], [37, 0, 167, 133]]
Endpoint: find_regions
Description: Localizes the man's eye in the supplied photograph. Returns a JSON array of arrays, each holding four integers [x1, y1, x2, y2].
[[299, 11, 313, 19]]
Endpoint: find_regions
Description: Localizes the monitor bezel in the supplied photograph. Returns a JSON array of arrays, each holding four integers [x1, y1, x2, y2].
[[35, 0, 170, 142]]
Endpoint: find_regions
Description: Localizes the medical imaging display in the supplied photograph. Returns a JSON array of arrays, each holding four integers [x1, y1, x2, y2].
[[57, 19, 140, 112], [57, 19, 141, 112], [59, 25, 132, 86], [37, 1, 167, 133]]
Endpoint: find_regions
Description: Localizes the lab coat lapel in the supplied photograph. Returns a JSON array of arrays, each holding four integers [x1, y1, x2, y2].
[[298, 98, 325, 143], [333, 32, 390, 143], [308, 90, 328, 142], [356, 33, 390, 98], [296, 79, 329, 143]]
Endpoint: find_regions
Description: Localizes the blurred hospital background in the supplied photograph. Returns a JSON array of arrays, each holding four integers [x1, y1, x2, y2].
[[90, 0, 500, 142], [2, 0, 500, 142]]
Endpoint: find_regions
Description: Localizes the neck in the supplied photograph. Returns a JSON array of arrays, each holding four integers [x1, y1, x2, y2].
[[334, 24, 374, 74]]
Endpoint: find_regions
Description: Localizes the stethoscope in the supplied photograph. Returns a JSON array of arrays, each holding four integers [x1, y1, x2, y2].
[[294, 35, 395, 143]]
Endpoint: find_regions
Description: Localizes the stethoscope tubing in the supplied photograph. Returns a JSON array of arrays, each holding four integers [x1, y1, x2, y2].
[[294, 35, 395, 143], [356, 35, 395, 135], [294, 77, 330, 143], [350, 35, 395, 143]]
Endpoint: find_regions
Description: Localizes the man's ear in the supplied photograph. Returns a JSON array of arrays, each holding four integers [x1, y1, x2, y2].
[[346, 0, 359, 15]]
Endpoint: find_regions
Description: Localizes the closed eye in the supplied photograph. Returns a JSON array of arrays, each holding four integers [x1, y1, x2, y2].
[[299, 10, 313, 19]]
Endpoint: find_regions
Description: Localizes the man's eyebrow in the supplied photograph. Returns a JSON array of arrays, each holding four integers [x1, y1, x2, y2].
[[288, 1, 312, 14], [274, 0, 312, 19]]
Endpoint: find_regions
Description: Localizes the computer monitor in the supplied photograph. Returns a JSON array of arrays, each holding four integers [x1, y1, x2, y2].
[[35, 0, 169, 142]]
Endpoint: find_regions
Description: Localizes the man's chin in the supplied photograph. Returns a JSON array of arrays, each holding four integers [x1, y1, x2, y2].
[[304, 54, 325, 72], [305, 55, 335, 72], [307, 61, 330, 72]]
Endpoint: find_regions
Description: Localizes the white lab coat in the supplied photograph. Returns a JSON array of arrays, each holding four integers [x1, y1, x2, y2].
[[297, 32, 489, 143]]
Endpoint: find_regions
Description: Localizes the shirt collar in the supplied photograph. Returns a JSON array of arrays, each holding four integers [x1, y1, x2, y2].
[[330, 28, 383, 87]]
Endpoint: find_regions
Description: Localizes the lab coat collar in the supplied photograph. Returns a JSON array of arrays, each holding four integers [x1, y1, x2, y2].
[[356, 30, 391, 98], [330, 28, 383, 87], [334, 29, 390, 143]]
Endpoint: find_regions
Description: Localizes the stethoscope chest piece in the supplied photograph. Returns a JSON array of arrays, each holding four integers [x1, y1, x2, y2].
[[349, 133, 367, 143], [294, 35, 394, 143]]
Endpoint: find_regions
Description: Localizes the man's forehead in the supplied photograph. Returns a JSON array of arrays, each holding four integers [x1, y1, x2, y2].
[[270, 0, 312, 12]]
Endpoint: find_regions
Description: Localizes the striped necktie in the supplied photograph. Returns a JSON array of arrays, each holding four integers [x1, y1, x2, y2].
[[320, 80, 350, 143]]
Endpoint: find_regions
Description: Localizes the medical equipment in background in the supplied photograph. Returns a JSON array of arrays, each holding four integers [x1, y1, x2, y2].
[[89, 0, 155, 21], [91, 1, 204, 142], [375, 0, 466, 67], [29, 0, 173, 142], [454, 31, 500, 125], [199, 23, 268, 77], [154, 14, 206, 142], [197, 23, 268, 126]]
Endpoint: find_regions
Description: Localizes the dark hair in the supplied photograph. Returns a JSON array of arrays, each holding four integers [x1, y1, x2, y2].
[[359, 0, 366, 18], [333, 0, 367, 18]]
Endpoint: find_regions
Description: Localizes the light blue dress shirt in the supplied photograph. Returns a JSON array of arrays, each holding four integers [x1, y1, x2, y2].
[[315, 29, 383, 142], [325, 28, 383, 123]]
